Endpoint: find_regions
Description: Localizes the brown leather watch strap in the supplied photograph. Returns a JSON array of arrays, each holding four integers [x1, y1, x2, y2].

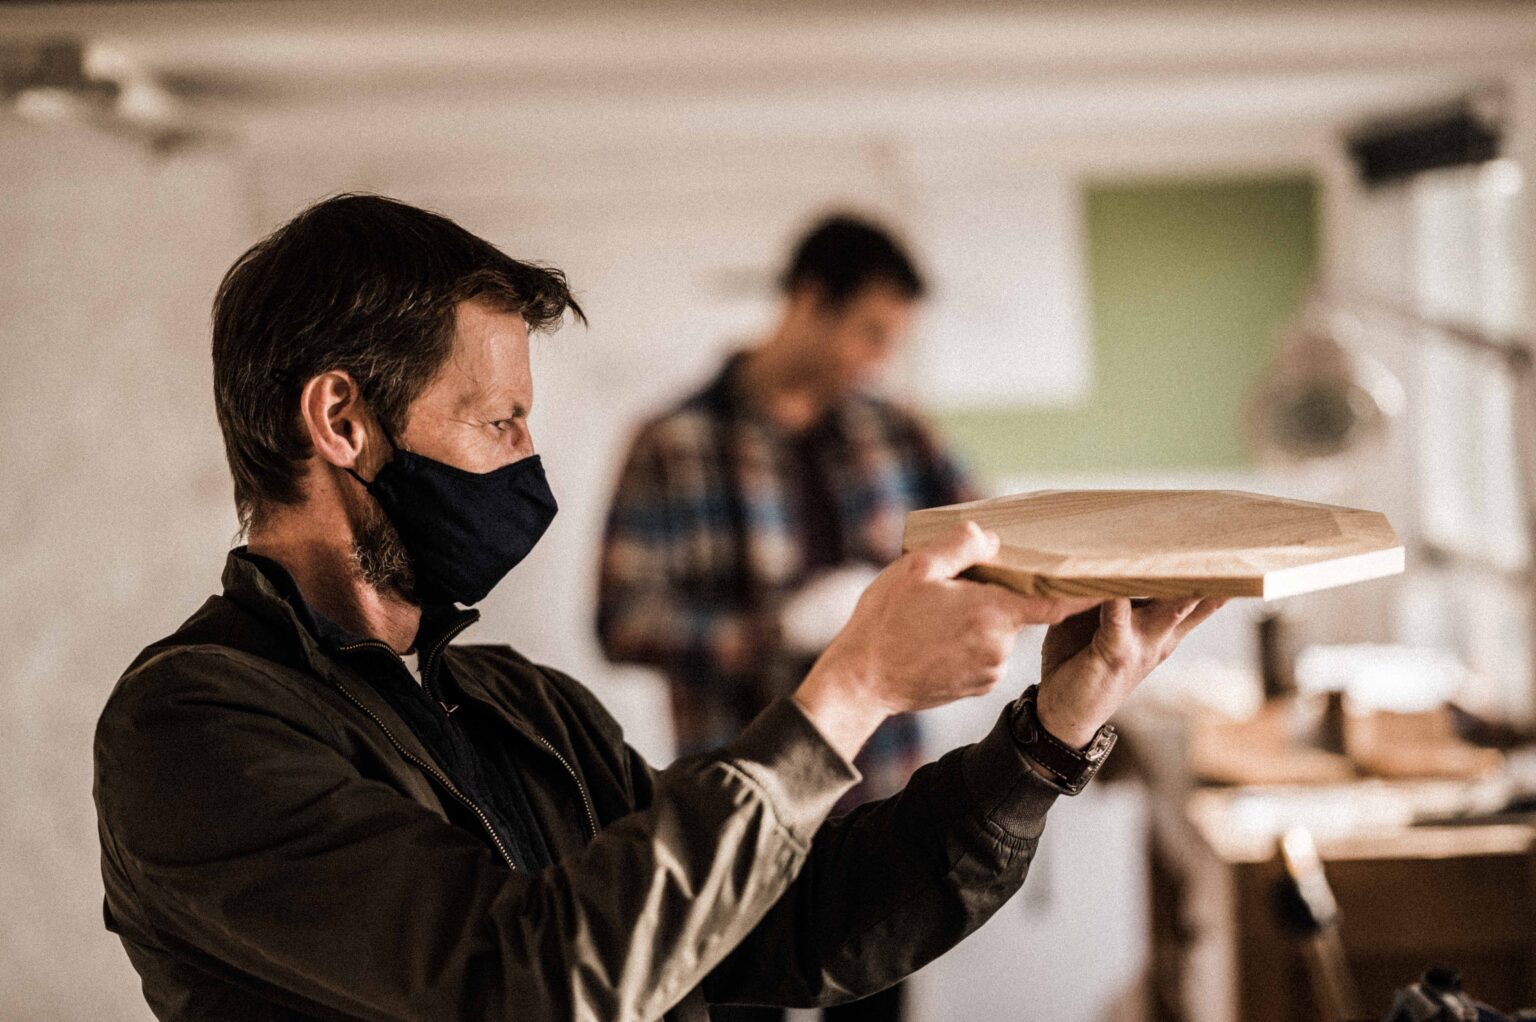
[[1007, 685, 1117, 796]]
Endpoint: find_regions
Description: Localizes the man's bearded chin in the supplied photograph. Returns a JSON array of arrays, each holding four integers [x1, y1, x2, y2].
[[347, 487, 418, 604]]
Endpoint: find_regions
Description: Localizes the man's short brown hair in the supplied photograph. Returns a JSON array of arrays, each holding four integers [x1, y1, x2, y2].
[[211, 193, 582, 529], [780, 214, 925, 308]]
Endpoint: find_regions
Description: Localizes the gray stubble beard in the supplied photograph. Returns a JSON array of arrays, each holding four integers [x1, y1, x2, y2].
[[348, 486, 420, 605]]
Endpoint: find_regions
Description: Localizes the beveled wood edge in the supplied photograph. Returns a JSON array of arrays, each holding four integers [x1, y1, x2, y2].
[[1258, 546, 1406, 600]]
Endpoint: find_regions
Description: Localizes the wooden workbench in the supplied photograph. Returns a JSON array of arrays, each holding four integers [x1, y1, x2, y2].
[[1123, 712, 1536, 1022]]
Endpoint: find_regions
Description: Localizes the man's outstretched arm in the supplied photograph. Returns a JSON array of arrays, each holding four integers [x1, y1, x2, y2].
[[706, 537, 1226, 1008]]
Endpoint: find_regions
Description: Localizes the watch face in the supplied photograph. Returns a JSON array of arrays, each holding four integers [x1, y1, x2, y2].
[[1084, 727, 1117, 763]]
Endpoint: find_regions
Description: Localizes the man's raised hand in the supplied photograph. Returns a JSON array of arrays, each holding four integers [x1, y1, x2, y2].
[[793, 522, 1099, 760], [1035, 596, 1227, 749]]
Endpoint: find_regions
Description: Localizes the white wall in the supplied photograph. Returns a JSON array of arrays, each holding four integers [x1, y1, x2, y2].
[[0, 120, 258, 1020]]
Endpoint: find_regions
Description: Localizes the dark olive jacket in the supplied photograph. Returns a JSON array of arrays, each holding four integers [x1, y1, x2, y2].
[[93, 552, 1062, 1021]]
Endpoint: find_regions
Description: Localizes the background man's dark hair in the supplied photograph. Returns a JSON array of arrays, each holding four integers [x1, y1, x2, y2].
[[212, 193, 583, 530], [779, 214, 926, 308]]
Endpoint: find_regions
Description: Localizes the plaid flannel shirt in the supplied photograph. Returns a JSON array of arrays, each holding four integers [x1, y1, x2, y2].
[[597, 353, 973, 804]]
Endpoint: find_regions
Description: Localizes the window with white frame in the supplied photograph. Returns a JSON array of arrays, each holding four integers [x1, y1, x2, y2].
[[1400, 160, 1532, 720]]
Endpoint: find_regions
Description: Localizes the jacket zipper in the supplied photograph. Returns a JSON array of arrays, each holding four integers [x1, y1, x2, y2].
[[413, 625, 599, 841], [322, 668, 520, 873], [533, 734, 598, 841], [419, 617, 475, 711], [334, 623, 599, 855]]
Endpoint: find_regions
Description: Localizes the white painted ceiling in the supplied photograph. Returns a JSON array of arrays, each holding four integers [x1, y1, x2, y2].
[[2, 1, 1530, 168]]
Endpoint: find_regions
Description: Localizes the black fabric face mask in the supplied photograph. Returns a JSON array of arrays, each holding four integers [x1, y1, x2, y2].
[[347, 428, 558, 606]]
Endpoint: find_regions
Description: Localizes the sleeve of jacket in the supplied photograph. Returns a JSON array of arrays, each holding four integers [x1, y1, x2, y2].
[[701, 703, 1061, 1008], [595, 419, 774, 686], [94, 648, 858, 1022]]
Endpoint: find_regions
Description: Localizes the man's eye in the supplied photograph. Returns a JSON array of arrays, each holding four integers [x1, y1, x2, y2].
[[490, 420, 514, 433]]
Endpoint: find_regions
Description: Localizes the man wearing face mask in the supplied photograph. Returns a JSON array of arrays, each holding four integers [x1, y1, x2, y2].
[[94, 194, 1224, 1022]]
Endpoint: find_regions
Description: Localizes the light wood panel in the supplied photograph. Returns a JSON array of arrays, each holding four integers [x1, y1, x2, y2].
[[902, 489, 1403, 600]]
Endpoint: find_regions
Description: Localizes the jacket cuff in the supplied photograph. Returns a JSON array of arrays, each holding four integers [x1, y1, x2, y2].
[[722, 697, 861, 848], [958, 705, 1062, 841]]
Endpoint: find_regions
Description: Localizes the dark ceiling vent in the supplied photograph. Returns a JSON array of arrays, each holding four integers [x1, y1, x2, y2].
[[1346, 96, 1502, 187]]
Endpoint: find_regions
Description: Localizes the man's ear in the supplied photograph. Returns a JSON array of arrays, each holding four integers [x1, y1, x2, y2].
[[298, 370, 376, 474]]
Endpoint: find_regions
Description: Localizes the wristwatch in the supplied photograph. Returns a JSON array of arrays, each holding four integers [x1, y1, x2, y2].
[[1007, 685, 1117, 796]]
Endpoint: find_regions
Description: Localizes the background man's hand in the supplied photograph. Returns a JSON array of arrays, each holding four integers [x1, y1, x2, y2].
[[793, 522, 1099, 760], [1035, 597, 1227, 748], [778, 562, 884, 655]]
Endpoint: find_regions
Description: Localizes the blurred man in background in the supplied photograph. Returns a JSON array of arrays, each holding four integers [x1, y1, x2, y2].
[[598, 216, 975, 1021]]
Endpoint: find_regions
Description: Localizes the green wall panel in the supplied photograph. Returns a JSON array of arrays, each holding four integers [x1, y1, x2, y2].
[[937, 175, 1318, 483]]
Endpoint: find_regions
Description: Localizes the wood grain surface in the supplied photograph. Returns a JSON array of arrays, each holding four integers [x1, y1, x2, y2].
[[902, 489, 1403, 600]]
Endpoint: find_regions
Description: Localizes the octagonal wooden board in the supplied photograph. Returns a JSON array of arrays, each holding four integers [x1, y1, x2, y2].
[[902, 490, 1403, 600]]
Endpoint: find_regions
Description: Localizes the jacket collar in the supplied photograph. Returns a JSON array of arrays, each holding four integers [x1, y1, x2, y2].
[[220, 547, 479, 671], [219, 548, 485, 776]]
